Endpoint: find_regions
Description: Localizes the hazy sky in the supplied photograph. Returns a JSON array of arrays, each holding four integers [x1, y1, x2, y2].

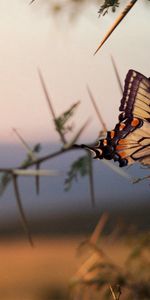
[[0, 1, 149, 220], [0, 0, 149, 144]]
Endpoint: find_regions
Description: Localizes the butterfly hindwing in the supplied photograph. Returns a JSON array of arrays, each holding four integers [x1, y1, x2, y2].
[[115, 120, 150, 166]]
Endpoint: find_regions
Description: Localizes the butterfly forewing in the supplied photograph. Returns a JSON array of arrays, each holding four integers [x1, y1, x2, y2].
[[119, 70, 150, 122]]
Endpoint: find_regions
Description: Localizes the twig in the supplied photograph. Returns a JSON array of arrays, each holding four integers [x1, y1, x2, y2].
[[12, 128, 40, 194], [90, 212, 109, 245], [0, 146, 77, 174], [35, 163, 40, 194], [111, 55, 123, 94], [88, 156, 95, 207], [87, 85, 107, 132], [109, 284, 122, 300], [12, 175, 34, 246], [13, 128, 36, 160], [12, 169, 61, 176], [38, 69, 67, 144], [109, 285, 117, 300], [94, 0, 138, 54], [18, 148, 65, 169]]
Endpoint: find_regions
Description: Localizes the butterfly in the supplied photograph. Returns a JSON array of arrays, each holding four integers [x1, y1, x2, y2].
[[80, 70, 150, 167]]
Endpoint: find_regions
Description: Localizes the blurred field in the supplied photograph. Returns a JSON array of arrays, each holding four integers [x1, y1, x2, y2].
[[0, 237, 81, 300], [0, 237, 132, 300]]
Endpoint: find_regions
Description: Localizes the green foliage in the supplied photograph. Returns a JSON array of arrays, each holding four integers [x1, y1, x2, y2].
[[98, 0, 120, 16], [65, 155, 91, 191], [54, 101, 80, 136]]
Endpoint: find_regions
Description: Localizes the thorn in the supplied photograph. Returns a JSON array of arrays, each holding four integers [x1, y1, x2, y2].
[[94, 0, 138, 54], [38, 68, 66, 144], [88, 156, 95, 207], [87, 85, 107, 132], [111, 55, 123, 94], [35, 163, 40, 195], [12, 175, 34, 247]]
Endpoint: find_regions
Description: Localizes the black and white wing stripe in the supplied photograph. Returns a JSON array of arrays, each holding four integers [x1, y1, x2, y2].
[[119, 70, 150, 122]]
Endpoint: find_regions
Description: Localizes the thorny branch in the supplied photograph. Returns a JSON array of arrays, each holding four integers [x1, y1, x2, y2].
[[0, 70, 94, 243], [0, 56, 137, 244], [0, 58, 147, 245]]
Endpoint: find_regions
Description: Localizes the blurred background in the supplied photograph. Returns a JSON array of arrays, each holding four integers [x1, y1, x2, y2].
[[0, 0, 149, 299]]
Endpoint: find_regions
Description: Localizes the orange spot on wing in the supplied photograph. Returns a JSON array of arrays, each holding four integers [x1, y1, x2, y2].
[[116, 145, 125, 151], [131, 118, 140, 127], [118, 151, 127, 158], [110, 130, 115, 139], [103, 139, 107, 146], [119, 123, 126, 131], [118, 139, 128, 145]]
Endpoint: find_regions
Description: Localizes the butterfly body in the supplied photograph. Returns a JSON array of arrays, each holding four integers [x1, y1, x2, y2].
[[81, 70, 150, 167]]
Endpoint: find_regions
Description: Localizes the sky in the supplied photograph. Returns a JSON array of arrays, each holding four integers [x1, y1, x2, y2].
[[0, 0, 149, 144], [0, 0, 149, 222]]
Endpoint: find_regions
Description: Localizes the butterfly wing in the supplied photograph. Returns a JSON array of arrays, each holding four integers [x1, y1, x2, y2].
[[114, 120, 150, 166], [80, 70, 150, 167], [114, 70, 150, 166], [119, 69, 150, 122]]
